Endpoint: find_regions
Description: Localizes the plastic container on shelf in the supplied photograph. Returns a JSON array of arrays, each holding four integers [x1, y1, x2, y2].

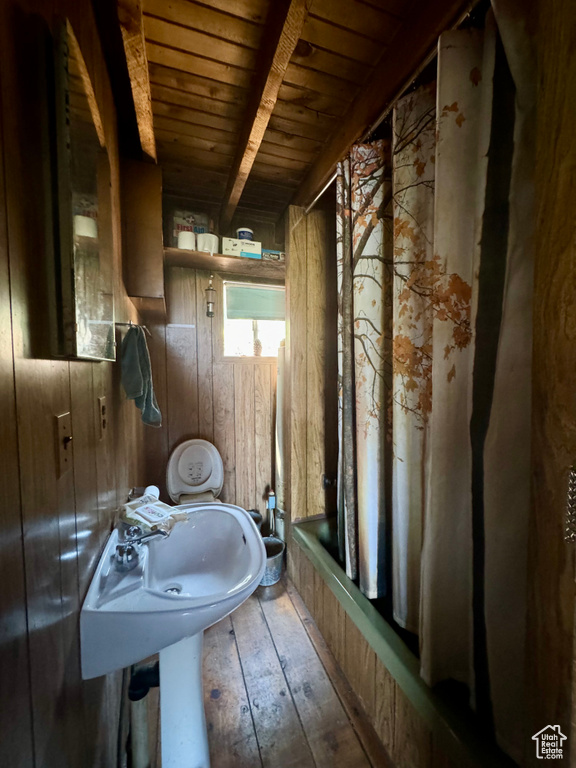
[[236, 227, 253, 241]]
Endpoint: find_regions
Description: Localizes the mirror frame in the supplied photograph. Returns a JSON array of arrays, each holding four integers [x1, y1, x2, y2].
[[51, 19, 115, 361]]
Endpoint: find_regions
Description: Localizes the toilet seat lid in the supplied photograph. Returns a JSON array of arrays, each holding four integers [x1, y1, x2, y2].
[[166, 439, 224, 503]]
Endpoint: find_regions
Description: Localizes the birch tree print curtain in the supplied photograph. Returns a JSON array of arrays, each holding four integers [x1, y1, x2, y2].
[[391, 84, 436, 633], [336, 142, 392, 597], [419, 11, 534, 761], [335, 2, 533, 761]]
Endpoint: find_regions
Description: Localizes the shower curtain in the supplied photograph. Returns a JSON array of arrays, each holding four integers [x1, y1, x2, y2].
[[391, 84, 436, 633], [335, 1, 534, 760], [336, 141, 392, 597], [420, 10, 534, 761]]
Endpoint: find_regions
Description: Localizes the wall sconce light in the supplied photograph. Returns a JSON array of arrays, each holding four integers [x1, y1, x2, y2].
[[205, 274, 216, 318]]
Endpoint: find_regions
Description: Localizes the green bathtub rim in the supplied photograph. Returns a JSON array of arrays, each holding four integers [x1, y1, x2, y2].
[[292, 519, 517, 768]]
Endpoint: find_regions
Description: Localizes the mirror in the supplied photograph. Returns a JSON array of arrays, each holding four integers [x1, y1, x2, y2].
[[52, 20, 115, 360]]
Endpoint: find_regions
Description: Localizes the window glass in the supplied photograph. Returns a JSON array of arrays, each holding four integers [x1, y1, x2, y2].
[[223, 282, 285, 357]]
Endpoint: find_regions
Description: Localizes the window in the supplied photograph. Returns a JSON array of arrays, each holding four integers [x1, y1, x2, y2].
[[223, 282, 285, 357]]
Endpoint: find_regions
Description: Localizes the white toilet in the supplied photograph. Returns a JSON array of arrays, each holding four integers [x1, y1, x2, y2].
[[166, 438, 224, 504]]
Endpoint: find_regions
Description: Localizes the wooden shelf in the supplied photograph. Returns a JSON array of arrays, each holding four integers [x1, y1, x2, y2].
[[164, 247, 285, 281], [129, 295, 167, 321]]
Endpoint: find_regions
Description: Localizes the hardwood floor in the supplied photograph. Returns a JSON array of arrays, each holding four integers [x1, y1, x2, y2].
[[200, 578, 393, 768]]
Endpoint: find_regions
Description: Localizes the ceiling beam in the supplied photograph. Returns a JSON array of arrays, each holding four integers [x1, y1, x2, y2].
[[291, 0, 473, 207], [219, 0, 310, 232], [118, 0, 156, 161]]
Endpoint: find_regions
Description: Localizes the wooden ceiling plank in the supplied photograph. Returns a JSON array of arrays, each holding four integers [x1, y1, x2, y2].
[[220, 0, 311, 231], [290, 41, 370, 85], [118, 0, 156, 160], [251, 160, 304, 184], [186, 0, 271, 25], [153, 114, 237, 143], [308, 0, 403, 41], [234, 199, 287, 214], [153, 100, 241, 134], [259, 139, 318, 164], [293, 0, 472, 206], [155, 128, 236, 156], [268, 113, 333, 142], [301, 15, 388, 64], [146, 42, 252, 88], [283, 61, 361, 98], [162, 164, 228, 189], [273, 100, 337, 128], [152, 84, 339, 139], [144, 16, 256, 71], [242, 177, 298, 196], [149, 63, 247, 106], [241, 186, 292, 204], [151, 83, 242, 119], [253, 151, 309, 172], [144, 0, 264, 48], [263, 127, 321, 153], [160, 147, 305, 186], [278, 82, 351, 116], [360, 0, 412, 20]]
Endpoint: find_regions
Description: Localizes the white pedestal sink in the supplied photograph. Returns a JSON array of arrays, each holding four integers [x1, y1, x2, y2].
[[80, 502, 266, 767]]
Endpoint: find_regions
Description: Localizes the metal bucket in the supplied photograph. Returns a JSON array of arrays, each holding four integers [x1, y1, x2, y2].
[[260, 536, 285, 586]]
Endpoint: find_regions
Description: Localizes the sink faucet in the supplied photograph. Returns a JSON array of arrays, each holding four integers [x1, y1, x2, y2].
[[114, 524, 169, 572]]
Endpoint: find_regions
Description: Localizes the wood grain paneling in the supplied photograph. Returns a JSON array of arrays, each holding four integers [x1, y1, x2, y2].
[[0, 2, 147, 765], [143, 323, 169, 493], [392, 689, 433, 768], [195, 271, 214, 441], [213, 362, 237, 505], [0, 38, 33, 765], [166, 326, 199, 448], [343, 615, 377, 717], [306, 209, 328, 516], [527, 0, 576, 761], [374, 662, 396, 754], [286, 205, 308, 523], [255, 364, 273, 523], [166, 266, 197, 325], [121, 159, 164, 298], [151, 267, 278, 513], [235, 364, 257, 510], [285, 203, 335, 525]]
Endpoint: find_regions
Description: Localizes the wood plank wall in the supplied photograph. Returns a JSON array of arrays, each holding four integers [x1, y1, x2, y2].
[[144, 266, 277, 523], [527, 0, 576, 762], [284, 201, 338, 525], [0, 1, 147, 766]]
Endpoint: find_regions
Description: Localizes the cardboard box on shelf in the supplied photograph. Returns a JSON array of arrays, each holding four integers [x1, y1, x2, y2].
[[262, 249, 285, 262], [222, 237, 262, 257]]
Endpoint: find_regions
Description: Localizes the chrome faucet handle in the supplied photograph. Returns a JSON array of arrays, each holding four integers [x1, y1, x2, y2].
[[128, 528, 169, 545], [114, 542, 140, 572], [114, 524, 169, 572]]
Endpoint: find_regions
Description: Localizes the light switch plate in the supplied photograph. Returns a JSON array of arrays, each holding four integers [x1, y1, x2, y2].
[[55, 412, 73, 477]]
